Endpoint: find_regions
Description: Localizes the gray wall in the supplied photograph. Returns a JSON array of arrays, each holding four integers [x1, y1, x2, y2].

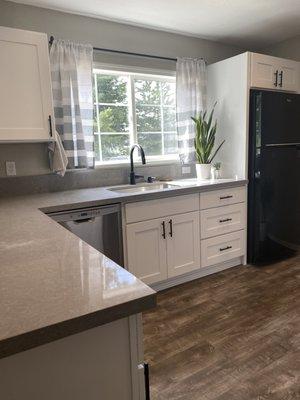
[[263, 35, 300, 61], [0, 0, 245, 184]]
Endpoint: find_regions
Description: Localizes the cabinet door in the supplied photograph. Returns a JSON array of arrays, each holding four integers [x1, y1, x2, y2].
[[0, 27, 54, 142], [250, 53, 278, 90], [278, 60, 299, 92], [126, 218, 167, 285], [167, 211, 200, 278]]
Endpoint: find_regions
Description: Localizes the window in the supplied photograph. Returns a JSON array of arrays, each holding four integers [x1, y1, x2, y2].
[[93, 68, 177, 164]]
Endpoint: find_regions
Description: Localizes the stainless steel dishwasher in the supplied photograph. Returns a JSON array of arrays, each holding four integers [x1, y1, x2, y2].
[[49, 204, 123, 266]]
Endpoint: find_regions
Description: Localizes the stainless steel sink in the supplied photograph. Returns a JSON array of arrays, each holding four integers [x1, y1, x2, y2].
[[108, 182, 179, 194]]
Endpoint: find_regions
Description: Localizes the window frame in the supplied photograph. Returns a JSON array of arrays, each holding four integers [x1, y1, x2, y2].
[[93, 64, 178, 166]]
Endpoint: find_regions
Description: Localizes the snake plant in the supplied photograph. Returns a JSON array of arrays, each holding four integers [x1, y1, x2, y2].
[[192, 104, 225, 164]]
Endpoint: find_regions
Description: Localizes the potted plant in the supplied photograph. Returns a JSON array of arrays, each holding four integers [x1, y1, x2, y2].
[[192, 104, 225, 180], [212, 162, 221, 179]]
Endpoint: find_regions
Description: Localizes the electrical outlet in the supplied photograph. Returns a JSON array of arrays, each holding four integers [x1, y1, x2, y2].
[[182, 166, 191, 174], [5, 161, 16, 176]]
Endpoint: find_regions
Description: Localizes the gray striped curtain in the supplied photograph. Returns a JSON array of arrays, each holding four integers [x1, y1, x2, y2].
[[50, 40, 94, 168], [176, 57, 207, 163]]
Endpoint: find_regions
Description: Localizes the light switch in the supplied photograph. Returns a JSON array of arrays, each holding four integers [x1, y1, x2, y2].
[[5, 161, 16, 176]]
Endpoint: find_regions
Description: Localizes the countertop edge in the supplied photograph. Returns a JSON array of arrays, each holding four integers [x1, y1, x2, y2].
[[0, 293, 156, 360]]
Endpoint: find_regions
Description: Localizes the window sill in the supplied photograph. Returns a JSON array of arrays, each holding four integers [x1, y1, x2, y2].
[[94, 158, 181, 169]]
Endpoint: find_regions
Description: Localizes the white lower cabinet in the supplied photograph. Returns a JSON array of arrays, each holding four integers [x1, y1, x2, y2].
[[0, 315, 146, 400], [126, 217, 167, 285], [125, 186, 247, 286], [126, 211, 200, 284], [167, 211, 200, 278]]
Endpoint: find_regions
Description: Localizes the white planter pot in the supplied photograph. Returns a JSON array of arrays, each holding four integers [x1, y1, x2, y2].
[[196, 163, 211, 180]]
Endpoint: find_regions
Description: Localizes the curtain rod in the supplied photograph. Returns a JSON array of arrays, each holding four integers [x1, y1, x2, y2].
[[48, 36, 177, 62]]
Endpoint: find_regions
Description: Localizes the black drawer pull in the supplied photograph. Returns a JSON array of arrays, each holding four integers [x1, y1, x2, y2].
[[220, 195, 233, 200], [219, 245, 232, 252], [278, 70, 283, 87], [274, 70, 279, 87], [219, 218, 232, 223]]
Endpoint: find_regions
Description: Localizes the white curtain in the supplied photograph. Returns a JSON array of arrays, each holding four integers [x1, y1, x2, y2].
[[176, 57, 207, 163], [50, 40, 94, 168]]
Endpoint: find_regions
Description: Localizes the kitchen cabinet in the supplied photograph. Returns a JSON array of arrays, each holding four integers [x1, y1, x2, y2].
[[250, 53, 299, 92], [167, 211, 200, 278], [126, 217, 168, 285], [0, 315, 147, 400], [126, 210, 200, 285], [125, 186, 246, 287], [0, 26, 54, 142]]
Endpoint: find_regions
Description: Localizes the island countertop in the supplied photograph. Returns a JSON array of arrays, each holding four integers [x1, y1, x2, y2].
[[0, 177, 246, 359]]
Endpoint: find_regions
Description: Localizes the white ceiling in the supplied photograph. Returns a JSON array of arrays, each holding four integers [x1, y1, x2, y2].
[[11, 0, 300, 48]]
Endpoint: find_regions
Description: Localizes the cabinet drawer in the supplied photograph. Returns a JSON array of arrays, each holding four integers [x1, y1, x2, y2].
[[201, 230, 245, 268], [200, 186, 246, 210], [200, 203, 246, 239], [125, 194, 199, 223]]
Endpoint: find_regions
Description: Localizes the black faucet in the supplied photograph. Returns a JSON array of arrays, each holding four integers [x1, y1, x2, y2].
[[129, 144, 146, 185]]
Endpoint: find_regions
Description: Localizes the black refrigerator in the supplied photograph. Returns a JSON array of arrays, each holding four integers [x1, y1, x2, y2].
[[248, 89, 300, 264]]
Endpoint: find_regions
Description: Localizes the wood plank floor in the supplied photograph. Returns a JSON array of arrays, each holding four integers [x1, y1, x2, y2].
[[143, 257, 300, 400]]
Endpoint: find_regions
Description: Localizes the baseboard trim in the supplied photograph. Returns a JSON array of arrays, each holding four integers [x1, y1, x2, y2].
[[151, 257, 243, 292]]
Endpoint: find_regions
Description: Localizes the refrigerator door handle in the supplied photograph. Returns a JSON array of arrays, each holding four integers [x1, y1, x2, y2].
[[265, 142, 300, 148]]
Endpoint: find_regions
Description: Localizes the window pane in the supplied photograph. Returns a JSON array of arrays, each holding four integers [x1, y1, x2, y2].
[[164, 132, 178, 155], [94, 134, 100, 161], [138, 133, 162, 156], [101, 134, 130, 161], [93, 106, 99, 132], [162, 82, 175, 106], [99, 105, 129, 132], [163, 107, 176, 131], [97, 74, 128, 104], [136, 105, 161, 132], [135, 79, 161, 105]]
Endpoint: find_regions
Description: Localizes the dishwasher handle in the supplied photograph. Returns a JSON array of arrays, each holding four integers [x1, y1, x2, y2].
[[48, 204, 121, 222], [73, 217, 96, 224]]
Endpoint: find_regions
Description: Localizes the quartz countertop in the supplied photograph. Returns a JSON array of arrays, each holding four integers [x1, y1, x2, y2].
[[0, 177, 246, 359]]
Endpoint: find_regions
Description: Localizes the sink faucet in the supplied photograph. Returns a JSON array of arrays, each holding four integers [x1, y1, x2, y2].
[[130, 144, 146, 184]]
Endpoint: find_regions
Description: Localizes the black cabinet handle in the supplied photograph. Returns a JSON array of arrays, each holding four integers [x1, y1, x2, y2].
[[169, 219, 173, 237], [220, 195, 233, 200], [48, 115, 53, 137], [219, 245, 232, 252], [274, 70, 279, 87], [219, 218, 232, 223], [144, 363, 150, 400], [279, 70, 283, 87], [161, 221, 166, 239]]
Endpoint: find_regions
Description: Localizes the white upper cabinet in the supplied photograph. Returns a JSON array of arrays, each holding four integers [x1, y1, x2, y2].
[[0, 26, 54, 142], [250, 53, 299, 92]]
